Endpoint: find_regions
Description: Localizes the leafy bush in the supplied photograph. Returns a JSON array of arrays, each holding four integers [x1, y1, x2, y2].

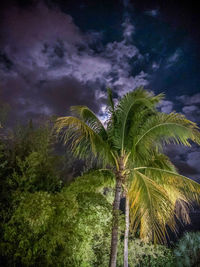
[[117, 238, 175, 267], [1, 171, 115, 266], [174, 231, 200, 267]]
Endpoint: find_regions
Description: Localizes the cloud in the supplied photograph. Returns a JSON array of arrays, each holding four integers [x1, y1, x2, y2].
[[0, 1, 149, 124], [177, 93, 200, 105], [163, 93, 200, 181], [165, 49, 182, 68], [1, 3, 85, 51], [112, 71, 148, 93], [165, 145, 200, 182], [122, 17, 135, 41], [0, 1, 199, 181], [145, 9, 159, 17], [152, 62, 160, 70], [182, 105, 199, 114], [101, 39, 147, 95], [159, 100, 174, 113], [186, 151, 200, 170], [176, 93, 200, 124]]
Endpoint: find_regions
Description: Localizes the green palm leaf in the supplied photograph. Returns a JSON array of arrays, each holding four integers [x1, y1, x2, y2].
[[70, 105, 108, 140], [127, 156, 200, 243], [108, 87, 164, 152], [134, 167, 200, 204], [54, 116, 112, 165], [135, 112, 200, 148], [129, 170, 176, 243]]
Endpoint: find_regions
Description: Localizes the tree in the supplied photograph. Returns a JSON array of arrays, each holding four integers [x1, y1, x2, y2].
[[1, 170, 115, 266], [55, 87, 200, 267], [0, 121, 64, 265], [174, 231, 200, 267], [0, 118, 116, 266]]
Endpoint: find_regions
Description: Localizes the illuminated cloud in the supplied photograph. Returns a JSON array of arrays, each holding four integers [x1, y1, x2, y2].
[[159, 100, 174, 113], [0, 1, 148, 123]]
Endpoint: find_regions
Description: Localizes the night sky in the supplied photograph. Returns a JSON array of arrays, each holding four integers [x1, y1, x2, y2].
[[0, 0, 200, 180]]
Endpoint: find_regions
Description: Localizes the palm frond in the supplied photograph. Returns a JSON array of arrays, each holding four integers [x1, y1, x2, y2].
[[132, 112, 200, 161], [70, 105, 108, 140], [128, 170, 176, 243], [134, 167, 200, 204], [142, 155, 192, 224], [136, 112, 200, 147], [54, 116, 113, 166], [109, 87, 164, 152], [127, 108, 157, 153]]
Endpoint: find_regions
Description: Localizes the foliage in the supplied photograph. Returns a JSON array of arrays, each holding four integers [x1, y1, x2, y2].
[[117, 238, 175, 267], [3, 122, 63, 193], [0, 122, 69, 265], [10, 150, 62, 193], [1, 170, 115, 267], [174, 231, 200, 267]]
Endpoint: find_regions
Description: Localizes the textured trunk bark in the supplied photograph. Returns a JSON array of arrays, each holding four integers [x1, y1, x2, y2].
[[123, 194, 129, 267], [109, 177, 122, 267]]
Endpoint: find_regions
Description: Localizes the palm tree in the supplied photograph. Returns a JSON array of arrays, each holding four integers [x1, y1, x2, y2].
[[54, 87, 200, 267]]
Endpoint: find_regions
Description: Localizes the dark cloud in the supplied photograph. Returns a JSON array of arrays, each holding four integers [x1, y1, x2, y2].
[[39, 77, 100, 115], [0, 1, 102, 124], [177, 93, 200, 106], [0, 2, 85, 50], [163, 93, 200, 181], [0, 52, 13, 71], [175, 161, 199, 177], [165, 144, 200, 182], [176, 94, 200, 125], [0, 0, 150, 124], [0, 71, 100, 125]]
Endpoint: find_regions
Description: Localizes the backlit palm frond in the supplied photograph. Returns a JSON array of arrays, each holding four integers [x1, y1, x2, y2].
[[163, 185, 191, 225], [132, 154, 193, 226], [133, 153, 177, 184], [132, 112, 200, 160], [129, 170, 176, 243], [109, 87, 164, 152], [127, 108, 156, 152], [54, 116, 113, 165], [147, 152, 177, 172], [70, 105, 108, 140], [138, 167, 200, 204]]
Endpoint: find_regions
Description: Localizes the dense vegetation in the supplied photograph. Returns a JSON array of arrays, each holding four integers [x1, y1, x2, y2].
[[0, 121, 113, 266]]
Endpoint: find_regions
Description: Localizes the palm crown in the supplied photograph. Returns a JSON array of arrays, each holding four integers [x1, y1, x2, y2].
[[55, 88, 200, 166]]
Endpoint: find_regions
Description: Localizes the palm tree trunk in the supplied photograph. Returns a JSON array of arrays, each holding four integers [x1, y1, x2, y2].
[[123, 194, 129, 267], [109, 177, 122, 267]]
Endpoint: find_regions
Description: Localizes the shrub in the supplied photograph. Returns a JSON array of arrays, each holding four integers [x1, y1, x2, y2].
[[117, 238, 175, 267], [174, 231, 200, 267]]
